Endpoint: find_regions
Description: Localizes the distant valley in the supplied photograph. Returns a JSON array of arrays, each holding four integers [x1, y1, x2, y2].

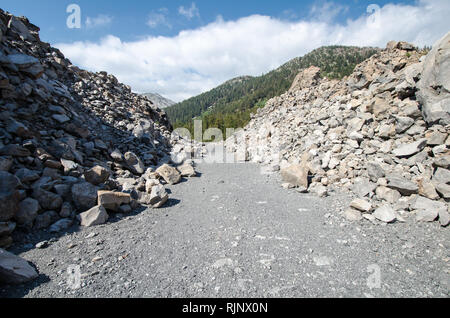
[[166, 46, 380, 136]]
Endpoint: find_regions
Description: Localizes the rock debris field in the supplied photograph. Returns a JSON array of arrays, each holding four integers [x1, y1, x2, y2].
[[0, 10, 448, 298], [1, 163, 448, 298]]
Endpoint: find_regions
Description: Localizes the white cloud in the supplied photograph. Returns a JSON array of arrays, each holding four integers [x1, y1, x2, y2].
[[309, 1, 349, 23], [56, 0, 450, 102], [85, 14, 113, 29], [178, 2, 200, 20], [147, 8, 171, 29]]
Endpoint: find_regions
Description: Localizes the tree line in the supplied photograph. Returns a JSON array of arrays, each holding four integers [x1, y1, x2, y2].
[[166, 46, 380, 137]]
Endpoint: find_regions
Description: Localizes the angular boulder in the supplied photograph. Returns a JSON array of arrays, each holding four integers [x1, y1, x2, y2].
[[156, 164, 181, 185], [290, 66, 321, 92], [15, 168, 40, 183], [373, 205, 397, 223], [392, 139, 427, 158], [0, 144, 30, 157], [387, 176, 418, 196], [433, 168, 450, 184], [0, 157, 13, 172], [434, 155, 450, 169], [79, 205, 108, 227], [417, 178, 440, 200], [435, 182, 450, 199], [439, 210, 450, 227], [426, 131, 448, 146], [145, 178, 159, 194], [0, 171, 21, 222], [350, 198, 372, 212], [7, 16, 34, 41], [417, 32, 450, 125], [32, 188, 63, 211], [84, 165, 110, 185], [366, 162, 385, 182], [416, 209, 439, 222], [61, 158, 78, 174], [71, 182, 98, 211], [110, 149, 124, 162], [412, 196, 447, 213], [97, 190, 131, 212], [280, 164, 309, 189], [149, 185, 169, 208], [343, 208, 363, 222], [49, 219, 72, 233], [124, 151, 145, 175], [0, 249, 38, 285], [177, 163, 197, 177], [33, 211, 59, 230], [15, 198, 40, 229], [0, 222, 16, 238], [376, 186, 401, 203]]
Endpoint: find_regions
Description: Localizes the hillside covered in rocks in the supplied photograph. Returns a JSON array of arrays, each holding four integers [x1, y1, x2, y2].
[[226, 34, 450, 227], [167, 46, 379, 136], [0, 6, 448, 294], [0, 8, 200, 270], [141, 93, 175, 110]]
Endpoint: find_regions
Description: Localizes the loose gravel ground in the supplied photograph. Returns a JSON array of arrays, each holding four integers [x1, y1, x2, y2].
[[1, 163, 449, 298]]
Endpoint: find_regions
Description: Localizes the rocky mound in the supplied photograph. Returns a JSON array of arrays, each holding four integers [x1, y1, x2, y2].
[[0, 10, 198, 253], [226, 34, 450, 226], [142, 93, 176, 109]]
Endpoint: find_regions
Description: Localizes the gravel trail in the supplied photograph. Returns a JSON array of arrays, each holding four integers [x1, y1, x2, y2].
[[1, 163, 448, 298]]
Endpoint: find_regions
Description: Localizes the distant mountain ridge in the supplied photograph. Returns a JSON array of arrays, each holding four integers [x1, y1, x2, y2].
[[142, 92, 176, 109], [166, 45, 380, 135]]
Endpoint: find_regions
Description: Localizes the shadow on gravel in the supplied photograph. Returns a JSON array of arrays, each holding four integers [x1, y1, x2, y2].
[[11, 224, 82, 255], [9, 205, 152, 255], [162, 198, 181, 208], [0, 273, 51, 298], [175, 178, 190, 185]]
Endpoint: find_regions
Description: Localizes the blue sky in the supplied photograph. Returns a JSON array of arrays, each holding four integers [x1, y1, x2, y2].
[[1, 0, 412, 44], [1, 1, 449, 101]]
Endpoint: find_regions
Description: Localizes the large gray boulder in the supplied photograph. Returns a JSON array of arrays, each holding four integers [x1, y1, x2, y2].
[[0, 171, 21, 222], [417, 32, 450, 125], [289, 66, 321, 92], [15, 198, 40, 229], [0, 222, 15, 238], [79, 205, 109, 227], [0, 249, 38, 284], [280, 164, 310, 189], [97, 191, 131, 212], [412, 196, 447, 223], [387, 176, 419, 196], [32, 188, 63, 211], [392, 139, 427, 158], [373, 205, 397, 223], [149, 185, 169, 208], [7, 16, 35, 42], [124, 152, 145, 175], [84, 165, 110, 185], [71, 182, 98, 211], [156, 164, 181, 185]]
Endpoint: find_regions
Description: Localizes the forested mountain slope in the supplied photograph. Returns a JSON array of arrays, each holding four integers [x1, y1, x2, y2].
[[166, 46, 380, 136]]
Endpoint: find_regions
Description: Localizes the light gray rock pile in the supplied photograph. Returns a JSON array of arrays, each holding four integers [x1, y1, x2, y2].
[[227, 32, 450, 227]]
